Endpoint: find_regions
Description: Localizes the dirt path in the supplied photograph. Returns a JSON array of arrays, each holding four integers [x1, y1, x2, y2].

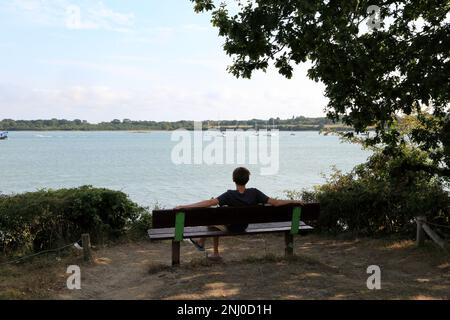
[[52, 234, 449, 300]]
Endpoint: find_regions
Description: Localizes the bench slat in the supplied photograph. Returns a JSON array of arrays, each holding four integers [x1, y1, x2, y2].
[[152, 203, 320, 229], [148, 221, 314, 240], [149, 221, 310, 234]]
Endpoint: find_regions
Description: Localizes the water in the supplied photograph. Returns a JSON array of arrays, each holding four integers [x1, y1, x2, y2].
[[0, 131, 370, 208]]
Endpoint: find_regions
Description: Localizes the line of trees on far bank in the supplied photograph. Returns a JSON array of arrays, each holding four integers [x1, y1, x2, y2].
[[0, 117, 352, 131]]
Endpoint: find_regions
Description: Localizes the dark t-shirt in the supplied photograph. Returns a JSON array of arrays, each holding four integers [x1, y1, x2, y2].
[[217, 188, 269, 232], [217, 188, 269, 207]]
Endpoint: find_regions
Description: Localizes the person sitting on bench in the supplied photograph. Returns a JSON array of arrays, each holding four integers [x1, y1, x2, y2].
[[174, 167, 304, 260]]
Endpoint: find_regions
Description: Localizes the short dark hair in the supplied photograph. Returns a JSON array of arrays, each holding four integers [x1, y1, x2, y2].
[[233, 167, 250, 186]]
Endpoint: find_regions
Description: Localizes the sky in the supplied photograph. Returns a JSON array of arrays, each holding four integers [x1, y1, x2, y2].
[[0, 0, 328, 122]]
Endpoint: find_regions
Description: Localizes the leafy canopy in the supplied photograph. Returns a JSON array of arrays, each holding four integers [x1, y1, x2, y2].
[[191, 0, 450, 177]]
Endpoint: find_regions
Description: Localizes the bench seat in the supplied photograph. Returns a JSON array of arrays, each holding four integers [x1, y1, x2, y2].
[[148, 221, 314, 240], [148, 204, 320, 265]]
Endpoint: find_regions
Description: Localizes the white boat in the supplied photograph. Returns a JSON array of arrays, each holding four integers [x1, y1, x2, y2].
[[0, 131, 8, 140]]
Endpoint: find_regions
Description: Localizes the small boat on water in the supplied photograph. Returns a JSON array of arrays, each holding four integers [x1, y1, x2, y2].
[[0, 131, 8, 140]]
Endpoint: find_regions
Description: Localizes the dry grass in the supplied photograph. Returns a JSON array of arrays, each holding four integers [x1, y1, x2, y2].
[[0, 250, 86, 299], [1, 234, 449, 300]]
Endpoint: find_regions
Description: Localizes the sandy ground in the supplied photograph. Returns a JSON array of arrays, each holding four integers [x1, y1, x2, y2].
[[1, 234, 449, 300]]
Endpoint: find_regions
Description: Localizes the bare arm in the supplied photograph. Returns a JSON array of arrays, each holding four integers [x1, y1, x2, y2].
[[174, 198, 219, 210], [267, 198, 304, 207]]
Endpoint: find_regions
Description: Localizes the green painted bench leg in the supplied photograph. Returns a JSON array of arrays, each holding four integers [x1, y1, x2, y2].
[[284, 232, 294, 257], [172, 211, 185, 266], [172, 240, 180, 266], [285, 206, 300, 257]]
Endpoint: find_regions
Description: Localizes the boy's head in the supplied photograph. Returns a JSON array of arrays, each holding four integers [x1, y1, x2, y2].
[[233, 167, 250, 186]]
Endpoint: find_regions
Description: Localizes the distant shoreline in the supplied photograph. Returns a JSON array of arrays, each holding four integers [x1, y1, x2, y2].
[[0, 118, 355, 132], [1, 128, 358, 132]]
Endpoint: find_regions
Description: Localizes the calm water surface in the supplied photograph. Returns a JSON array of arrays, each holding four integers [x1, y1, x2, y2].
[[0, 131, 370, 208]]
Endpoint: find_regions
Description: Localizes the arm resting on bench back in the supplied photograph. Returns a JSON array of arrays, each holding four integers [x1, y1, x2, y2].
[[175, 198, 303, 209], [174, 198, 219, 210], [267, 198, 304, 207]]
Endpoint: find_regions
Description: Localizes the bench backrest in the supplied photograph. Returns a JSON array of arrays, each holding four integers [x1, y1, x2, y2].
[[152, 203, 320, 228]]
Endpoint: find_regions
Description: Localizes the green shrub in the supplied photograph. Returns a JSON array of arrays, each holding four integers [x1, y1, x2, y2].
[[286, 146, 450, 236], [127, 211, 153, 241], [0, 186, 149, 255]]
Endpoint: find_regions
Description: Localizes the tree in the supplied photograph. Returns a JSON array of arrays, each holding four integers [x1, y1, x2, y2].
[[191, 0, 449, 177]]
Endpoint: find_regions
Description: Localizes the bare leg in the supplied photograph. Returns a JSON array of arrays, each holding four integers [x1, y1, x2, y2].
[[195, 237, 219, 256]]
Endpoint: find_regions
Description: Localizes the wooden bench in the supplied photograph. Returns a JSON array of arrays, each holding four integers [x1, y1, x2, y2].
[[148, 203, 320, 265]]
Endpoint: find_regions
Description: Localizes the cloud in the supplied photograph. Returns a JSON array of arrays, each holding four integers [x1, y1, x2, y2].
[[37, 58, 154, 80], [0, 72, 328, 122], [122, 23, 211, 45], [6, 0, 134, 32], [66, 2, 134, 31], [0, 1, 328, 122], [1, 54, 328, 122]]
